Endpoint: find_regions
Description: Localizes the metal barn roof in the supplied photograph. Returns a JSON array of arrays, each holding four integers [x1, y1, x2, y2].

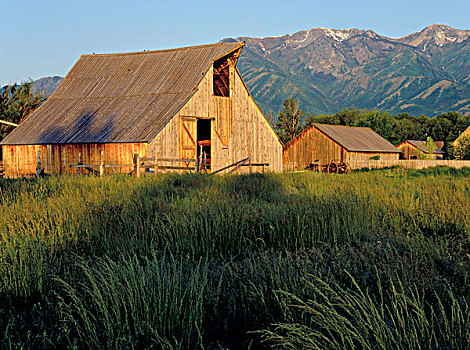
[[1, 42, 243, 145], [455, 126, 470, 143], [406, 140, 445, 154], [314, 124, 401, 153]]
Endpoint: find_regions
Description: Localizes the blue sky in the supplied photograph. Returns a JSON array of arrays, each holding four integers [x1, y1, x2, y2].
[[1, 0, 469, 86]]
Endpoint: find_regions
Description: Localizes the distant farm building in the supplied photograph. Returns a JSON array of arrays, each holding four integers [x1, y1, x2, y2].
[[283, 124, 401, 171], [397, 140, 445, 160], [454, 126, 470, 144], [1, 42, 282, 177]]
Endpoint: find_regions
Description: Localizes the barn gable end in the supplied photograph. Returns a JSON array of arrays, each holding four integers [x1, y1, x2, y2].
[[151, 55, 282, 173]]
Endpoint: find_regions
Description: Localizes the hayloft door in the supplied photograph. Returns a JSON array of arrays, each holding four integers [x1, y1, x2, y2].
[[179, 117, 197, 169]]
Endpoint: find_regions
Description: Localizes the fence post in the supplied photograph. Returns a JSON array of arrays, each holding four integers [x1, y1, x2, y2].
[[197, 153, 201, 173], [99, 151, 105, 177], [36, 151, 41, 178], [62, 150, 67, 174], [48, 145, 52, 174], [133, 154, 137, 176], [203, 152, 207, 174], [77, 152, 81, 175], [134, 153, 141, 178]]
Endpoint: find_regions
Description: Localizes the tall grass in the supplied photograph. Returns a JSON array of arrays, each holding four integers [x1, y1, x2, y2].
[[261, 272, 469, 350], [0, 167, 469, 348], [57, 253, 208, 349]]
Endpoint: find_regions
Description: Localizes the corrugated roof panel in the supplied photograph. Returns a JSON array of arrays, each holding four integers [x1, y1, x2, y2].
[[314, 124, 401, 153], [2, 42, 243, 145], [109, 96, 153, 141]]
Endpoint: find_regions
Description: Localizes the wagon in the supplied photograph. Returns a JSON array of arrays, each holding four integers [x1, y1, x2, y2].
[[305, 161, 351, 174]]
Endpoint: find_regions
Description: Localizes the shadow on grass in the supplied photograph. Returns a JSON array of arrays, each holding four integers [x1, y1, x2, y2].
[[1, 172, 470, 349]]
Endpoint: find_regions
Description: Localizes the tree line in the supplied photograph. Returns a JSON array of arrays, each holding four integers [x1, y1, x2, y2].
[[275, 98, 470, 159], [1, 87, 469, 159], [0, 82, 45, 140]]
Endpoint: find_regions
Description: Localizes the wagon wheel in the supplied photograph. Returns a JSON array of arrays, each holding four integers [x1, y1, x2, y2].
[[327, 162, 338, 174], [337, 164, 346, 174]]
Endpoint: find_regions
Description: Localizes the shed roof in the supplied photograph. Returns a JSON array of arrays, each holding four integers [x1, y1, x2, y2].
[[455, 126, 470, 143], [313, 124, 401, 153], [1, 42, 243, 145], [405, 140, 445, 154]]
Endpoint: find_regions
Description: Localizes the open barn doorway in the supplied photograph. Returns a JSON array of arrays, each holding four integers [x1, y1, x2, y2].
[[197, 119, 211, 171]]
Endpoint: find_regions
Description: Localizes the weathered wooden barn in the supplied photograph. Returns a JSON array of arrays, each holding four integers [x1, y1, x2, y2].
[[283, 123, 401, 171], [1, 42, 282, 177], [397, 140, 445, 160]]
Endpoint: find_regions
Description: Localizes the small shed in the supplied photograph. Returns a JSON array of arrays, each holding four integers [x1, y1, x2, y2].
[[283, 123, 401, 171], [397, 140, 445, 160], [1, 42, 282, 177]]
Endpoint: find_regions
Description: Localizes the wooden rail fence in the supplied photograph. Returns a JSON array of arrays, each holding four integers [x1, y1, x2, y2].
[[349, 159, 470, 170], [210, 157, 269, 175], [0, 161, 4, 179], [66, 151, 268, 177]]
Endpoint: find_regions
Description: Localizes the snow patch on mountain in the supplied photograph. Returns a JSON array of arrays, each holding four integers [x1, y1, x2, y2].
[[321, 28, 351, 42], [258, 42, 270, 54]]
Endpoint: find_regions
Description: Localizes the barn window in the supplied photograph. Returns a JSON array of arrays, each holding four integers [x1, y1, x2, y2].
[[213, 57, 230, 97]]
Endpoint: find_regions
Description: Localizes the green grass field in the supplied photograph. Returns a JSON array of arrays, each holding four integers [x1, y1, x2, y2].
[[1, 167, 469, 349]]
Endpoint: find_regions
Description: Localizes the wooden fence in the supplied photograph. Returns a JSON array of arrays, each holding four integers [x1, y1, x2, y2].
[[68, 152, 197, 177], [0, 161, 3, 178], [6, 151, 470, 179], [349, 159, 470, 170], [68, 152, 269, 178]]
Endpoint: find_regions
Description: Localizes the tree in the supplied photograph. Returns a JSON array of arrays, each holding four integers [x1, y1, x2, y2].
[[276, 100, 470, 153], [275, 98, 305, 144], [354, 110, 398, 144], [0, 81, 46, 140], [424, 112, 470, 156], [424, 136, 437, 157]]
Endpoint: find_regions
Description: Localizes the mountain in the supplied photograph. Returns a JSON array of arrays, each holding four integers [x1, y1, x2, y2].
[[31, 76, 63, 96], [224, 24, 470, 117], [29, 25, 469, 117]]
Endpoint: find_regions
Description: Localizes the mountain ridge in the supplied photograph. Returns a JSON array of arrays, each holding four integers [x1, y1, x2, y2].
[[31, 76, 63, 96], [26, 25, 470, 118], [224, 24, 470, 116]]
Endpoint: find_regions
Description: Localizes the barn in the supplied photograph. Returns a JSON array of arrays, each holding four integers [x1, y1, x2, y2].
[[283, 123, 401, 171], [397, 140, 445, 160], [1, 42, 282, 177]]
